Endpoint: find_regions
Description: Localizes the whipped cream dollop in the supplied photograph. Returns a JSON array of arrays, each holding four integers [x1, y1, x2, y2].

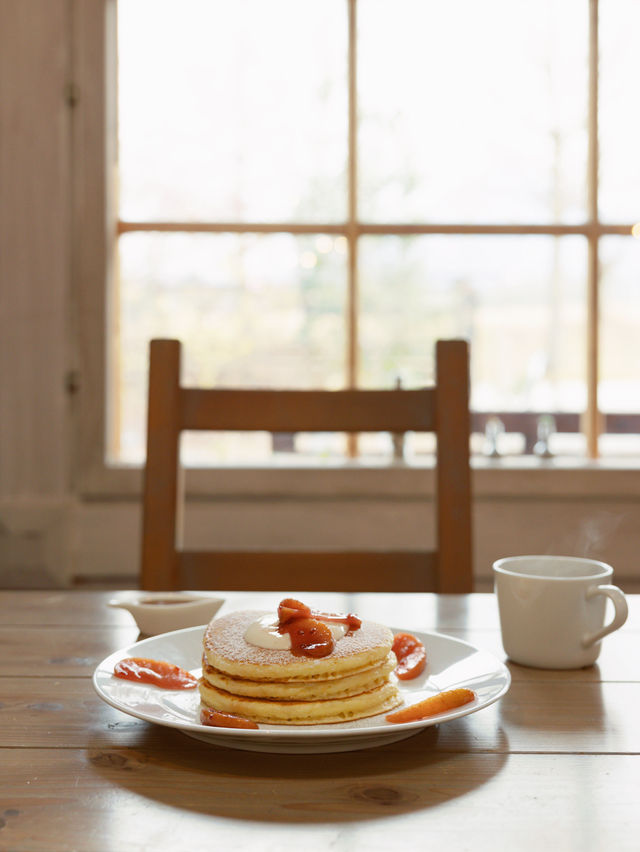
[[244, 613, 348, 650]]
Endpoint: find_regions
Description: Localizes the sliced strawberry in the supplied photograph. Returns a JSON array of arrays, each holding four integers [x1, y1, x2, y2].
[[277, 597, 311, 625], [200, 708, 259, 729], [287, 617, 334, 657], [392, 632, 427, 680]]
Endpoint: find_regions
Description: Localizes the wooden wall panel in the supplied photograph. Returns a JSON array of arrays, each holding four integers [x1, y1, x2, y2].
[[0, 0, 71, 497]]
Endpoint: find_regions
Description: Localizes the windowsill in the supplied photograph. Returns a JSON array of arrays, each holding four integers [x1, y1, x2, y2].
[[79, 455, 640, 501]]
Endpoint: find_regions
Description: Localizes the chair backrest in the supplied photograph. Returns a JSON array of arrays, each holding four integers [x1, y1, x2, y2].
[[141, 338, 472, 593]]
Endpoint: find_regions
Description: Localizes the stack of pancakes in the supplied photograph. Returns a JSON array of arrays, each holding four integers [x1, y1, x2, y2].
[[199, 609, 402, 725]]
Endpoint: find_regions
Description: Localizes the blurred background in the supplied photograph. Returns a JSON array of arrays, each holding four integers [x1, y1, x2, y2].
[[1, 0, 639, 588]]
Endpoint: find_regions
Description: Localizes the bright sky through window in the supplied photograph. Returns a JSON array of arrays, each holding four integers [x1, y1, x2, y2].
[[114, 0, 640, 464]]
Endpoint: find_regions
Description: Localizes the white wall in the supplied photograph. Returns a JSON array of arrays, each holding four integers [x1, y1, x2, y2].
[[0, 2, 74, 586]]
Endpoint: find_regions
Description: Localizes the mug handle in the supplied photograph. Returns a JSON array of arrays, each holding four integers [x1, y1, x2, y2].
[[582, 584, 629, 647]]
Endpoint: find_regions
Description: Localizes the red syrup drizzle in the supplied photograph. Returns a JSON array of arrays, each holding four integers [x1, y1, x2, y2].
[[276, 598, 362, 658], [113, 657, 198, 689], [200, 708, 259, 730]]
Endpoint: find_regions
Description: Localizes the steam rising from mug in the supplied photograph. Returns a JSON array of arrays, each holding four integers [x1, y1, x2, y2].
[[551, 511, 624, 560]]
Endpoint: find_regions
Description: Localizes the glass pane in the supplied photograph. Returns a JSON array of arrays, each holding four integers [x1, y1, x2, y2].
[[599, 236, 640, 455], [358, 0, 588, 223], [599, 1, 640, 223], [359, 235, 587, 416], [112, 232, 347, 464], [118, 0, 347, 222]]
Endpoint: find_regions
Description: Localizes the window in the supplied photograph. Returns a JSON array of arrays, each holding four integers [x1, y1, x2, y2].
[[105, 0, 640, 469]]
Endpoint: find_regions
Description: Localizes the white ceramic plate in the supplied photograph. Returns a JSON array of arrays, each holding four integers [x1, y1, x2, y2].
[[93, 625, 510, 754]]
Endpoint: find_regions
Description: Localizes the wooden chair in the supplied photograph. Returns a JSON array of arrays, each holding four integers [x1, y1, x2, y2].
[[141, 338, 472, 593]]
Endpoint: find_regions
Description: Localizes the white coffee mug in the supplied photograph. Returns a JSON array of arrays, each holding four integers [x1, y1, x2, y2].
[[493, 555, 628, 669]]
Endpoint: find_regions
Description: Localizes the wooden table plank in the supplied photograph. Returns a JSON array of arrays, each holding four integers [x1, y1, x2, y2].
[[2, 749, 638, 852], [3, 589, 638, 631], [3, 676, 640, 755], [0, 626, 139, 677], [0, 678, 155, 749], [438, 627, 640, 683], [2, 621, 637, 682], [0, 590, 134, 626]]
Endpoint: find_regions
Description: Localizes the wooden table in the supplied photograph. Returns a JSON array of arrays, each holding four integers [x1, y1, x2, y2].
[[2, 590, 639, 851]]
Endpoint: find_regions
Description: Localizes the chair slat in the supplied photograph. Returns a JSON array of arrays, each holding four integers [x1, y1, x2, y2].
[[181, 388, 435, 433], [180, 551, 438, 593]]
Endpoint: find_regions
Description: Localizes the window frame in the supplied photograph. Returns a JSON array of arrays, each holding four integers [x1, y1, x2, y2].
[[71, 0, 640, 503]]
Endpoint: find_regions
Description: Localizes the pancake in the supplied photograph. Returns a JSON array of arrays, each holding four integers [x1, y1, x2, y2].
[[202, 651, 396, 700], [202, 609, 394, 681], [199, 678, 400, 725], [199, 608, 402, 726]]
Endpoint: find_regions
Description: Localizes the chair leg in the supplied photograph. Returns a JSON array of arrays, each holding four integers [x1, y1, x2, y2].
[[141, 339, 183, 590], [436, 339, 472, 592]]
